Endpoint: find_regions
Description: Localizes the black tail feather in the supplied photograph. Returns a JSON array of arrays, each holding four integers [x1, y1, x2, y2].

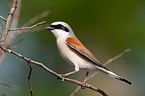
[[95, 66, 133, 85], [119, 78, 133, 85]]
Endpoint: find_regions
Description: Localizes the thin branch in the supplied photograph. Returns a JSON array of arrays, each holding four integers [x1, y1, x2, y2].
[[70, 86, 81, 96], [0, 46, 108, 96], [0, 21, 46, 66], [22, 10, 50, 27], [0, 0, 18, 45], [11, 0, 21, 28], [70, 48, 131, 96], [0, 16, 6, 21], [0, 10, 48, 67], [27, 59, 34, 96], [9, 21, 46, 31], [0, 81, 20, 91], [17, 24, 48, 33], [0, 20, 4, 30], [103, 48, 131, 65], [0, 0, 21, 67]]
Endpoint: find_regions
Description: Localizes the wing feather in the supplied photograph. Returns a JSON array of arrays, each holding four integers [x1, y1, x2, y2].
[[66, 37, 107, 69]]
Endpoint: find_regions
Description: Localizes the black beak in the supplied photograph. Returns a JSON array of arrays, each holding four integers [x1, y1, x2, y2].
[[45, 26, 54, 30]]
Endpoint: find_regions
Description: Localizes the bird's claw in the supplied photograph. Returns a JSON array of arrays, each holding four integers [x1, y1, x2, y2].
[[57, 74, 65, 81], [81, 82, 86, 89]]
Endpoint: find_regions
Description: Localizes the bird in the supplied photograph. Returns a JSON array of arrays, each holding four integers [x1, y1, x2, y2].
[[45, 21, 133, 85]]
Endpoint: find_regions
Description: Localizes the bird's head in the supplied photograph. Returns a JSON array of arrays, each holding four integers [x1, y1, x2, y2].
[[46, 21, 75, 38]]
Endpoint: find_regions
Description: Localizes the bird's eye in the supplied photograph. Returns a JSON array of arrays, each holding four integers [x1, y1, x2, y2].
[[55, 24, 62, 29], [50, 24, 62, 29], [50, 24, 69, 32]]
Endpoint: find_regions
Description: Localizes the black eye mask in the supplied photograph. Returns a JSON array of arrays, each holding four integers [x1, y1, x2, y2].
[[50, 24, 69, 32]]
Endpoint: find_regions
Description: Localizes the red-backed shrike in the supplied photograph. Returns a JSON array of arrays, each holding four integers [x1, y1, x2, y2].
[[46, 21, 132, 85]]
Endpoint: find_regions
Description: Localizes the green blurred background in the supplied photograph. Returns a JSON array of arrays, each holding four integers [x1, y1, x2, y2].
[[0, 0, 145, 96]]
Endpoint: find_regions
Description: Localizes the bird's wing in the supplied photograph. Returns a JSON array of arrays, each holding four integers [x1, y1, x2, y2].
[[66, 37, 107, 69]]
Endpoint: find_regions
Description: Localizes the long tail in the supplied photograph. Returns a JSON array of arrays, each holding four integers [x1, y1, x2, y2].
[[96, 66, 133, 85]]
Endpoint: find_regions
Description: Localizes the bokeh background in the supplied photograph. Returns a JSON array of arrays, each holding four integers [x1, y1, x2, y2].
[[0, 0, 145, 96]]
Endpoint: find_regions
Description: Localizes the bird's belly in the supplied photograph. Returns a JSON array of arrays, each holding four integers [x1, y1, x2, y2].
[[57, 41, 96, 70]]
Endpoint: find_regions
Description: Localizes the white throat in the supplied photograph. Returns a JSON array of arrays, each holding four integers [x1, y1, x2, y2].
[[51, 29, 69, 39]]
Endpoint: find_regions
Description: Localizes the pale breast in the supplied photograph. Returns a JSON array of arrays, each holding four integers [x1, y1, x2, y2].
[[57, 37, 97, 70], [57, 38, 78, 65]]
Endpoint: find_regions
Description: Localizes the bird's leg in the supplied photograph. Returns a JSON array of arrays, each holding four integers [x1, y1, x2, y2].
[[57, 71, 78, 81], [83, 70, 89, 82], [62, 65, 79, 77], [58, 66, 79, 81], [62, 70, 78, 77], [81, 71, 89, 89]]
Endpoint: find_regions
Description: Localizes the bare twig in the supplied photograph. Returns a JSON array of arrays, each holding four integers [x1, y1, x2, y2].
[[0, 16, 6, 21], [11, 0, 21, 28], [27, 59, 34, 96], [70, 86, 81, 96], [9, 21, 46, 31], [70, 48, 131, 96], [0, 81, 20, 91], [0, 46, 108, 96], [17, 24, 48, 33], [0, 0, 21, 67], [0, 3, 50, 96], [0, 10, 48, 67], [0, 0, 18, 45], [103, 48, 131, 65], [22, 10, 50, 27], [0, 20, 4, 30]]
